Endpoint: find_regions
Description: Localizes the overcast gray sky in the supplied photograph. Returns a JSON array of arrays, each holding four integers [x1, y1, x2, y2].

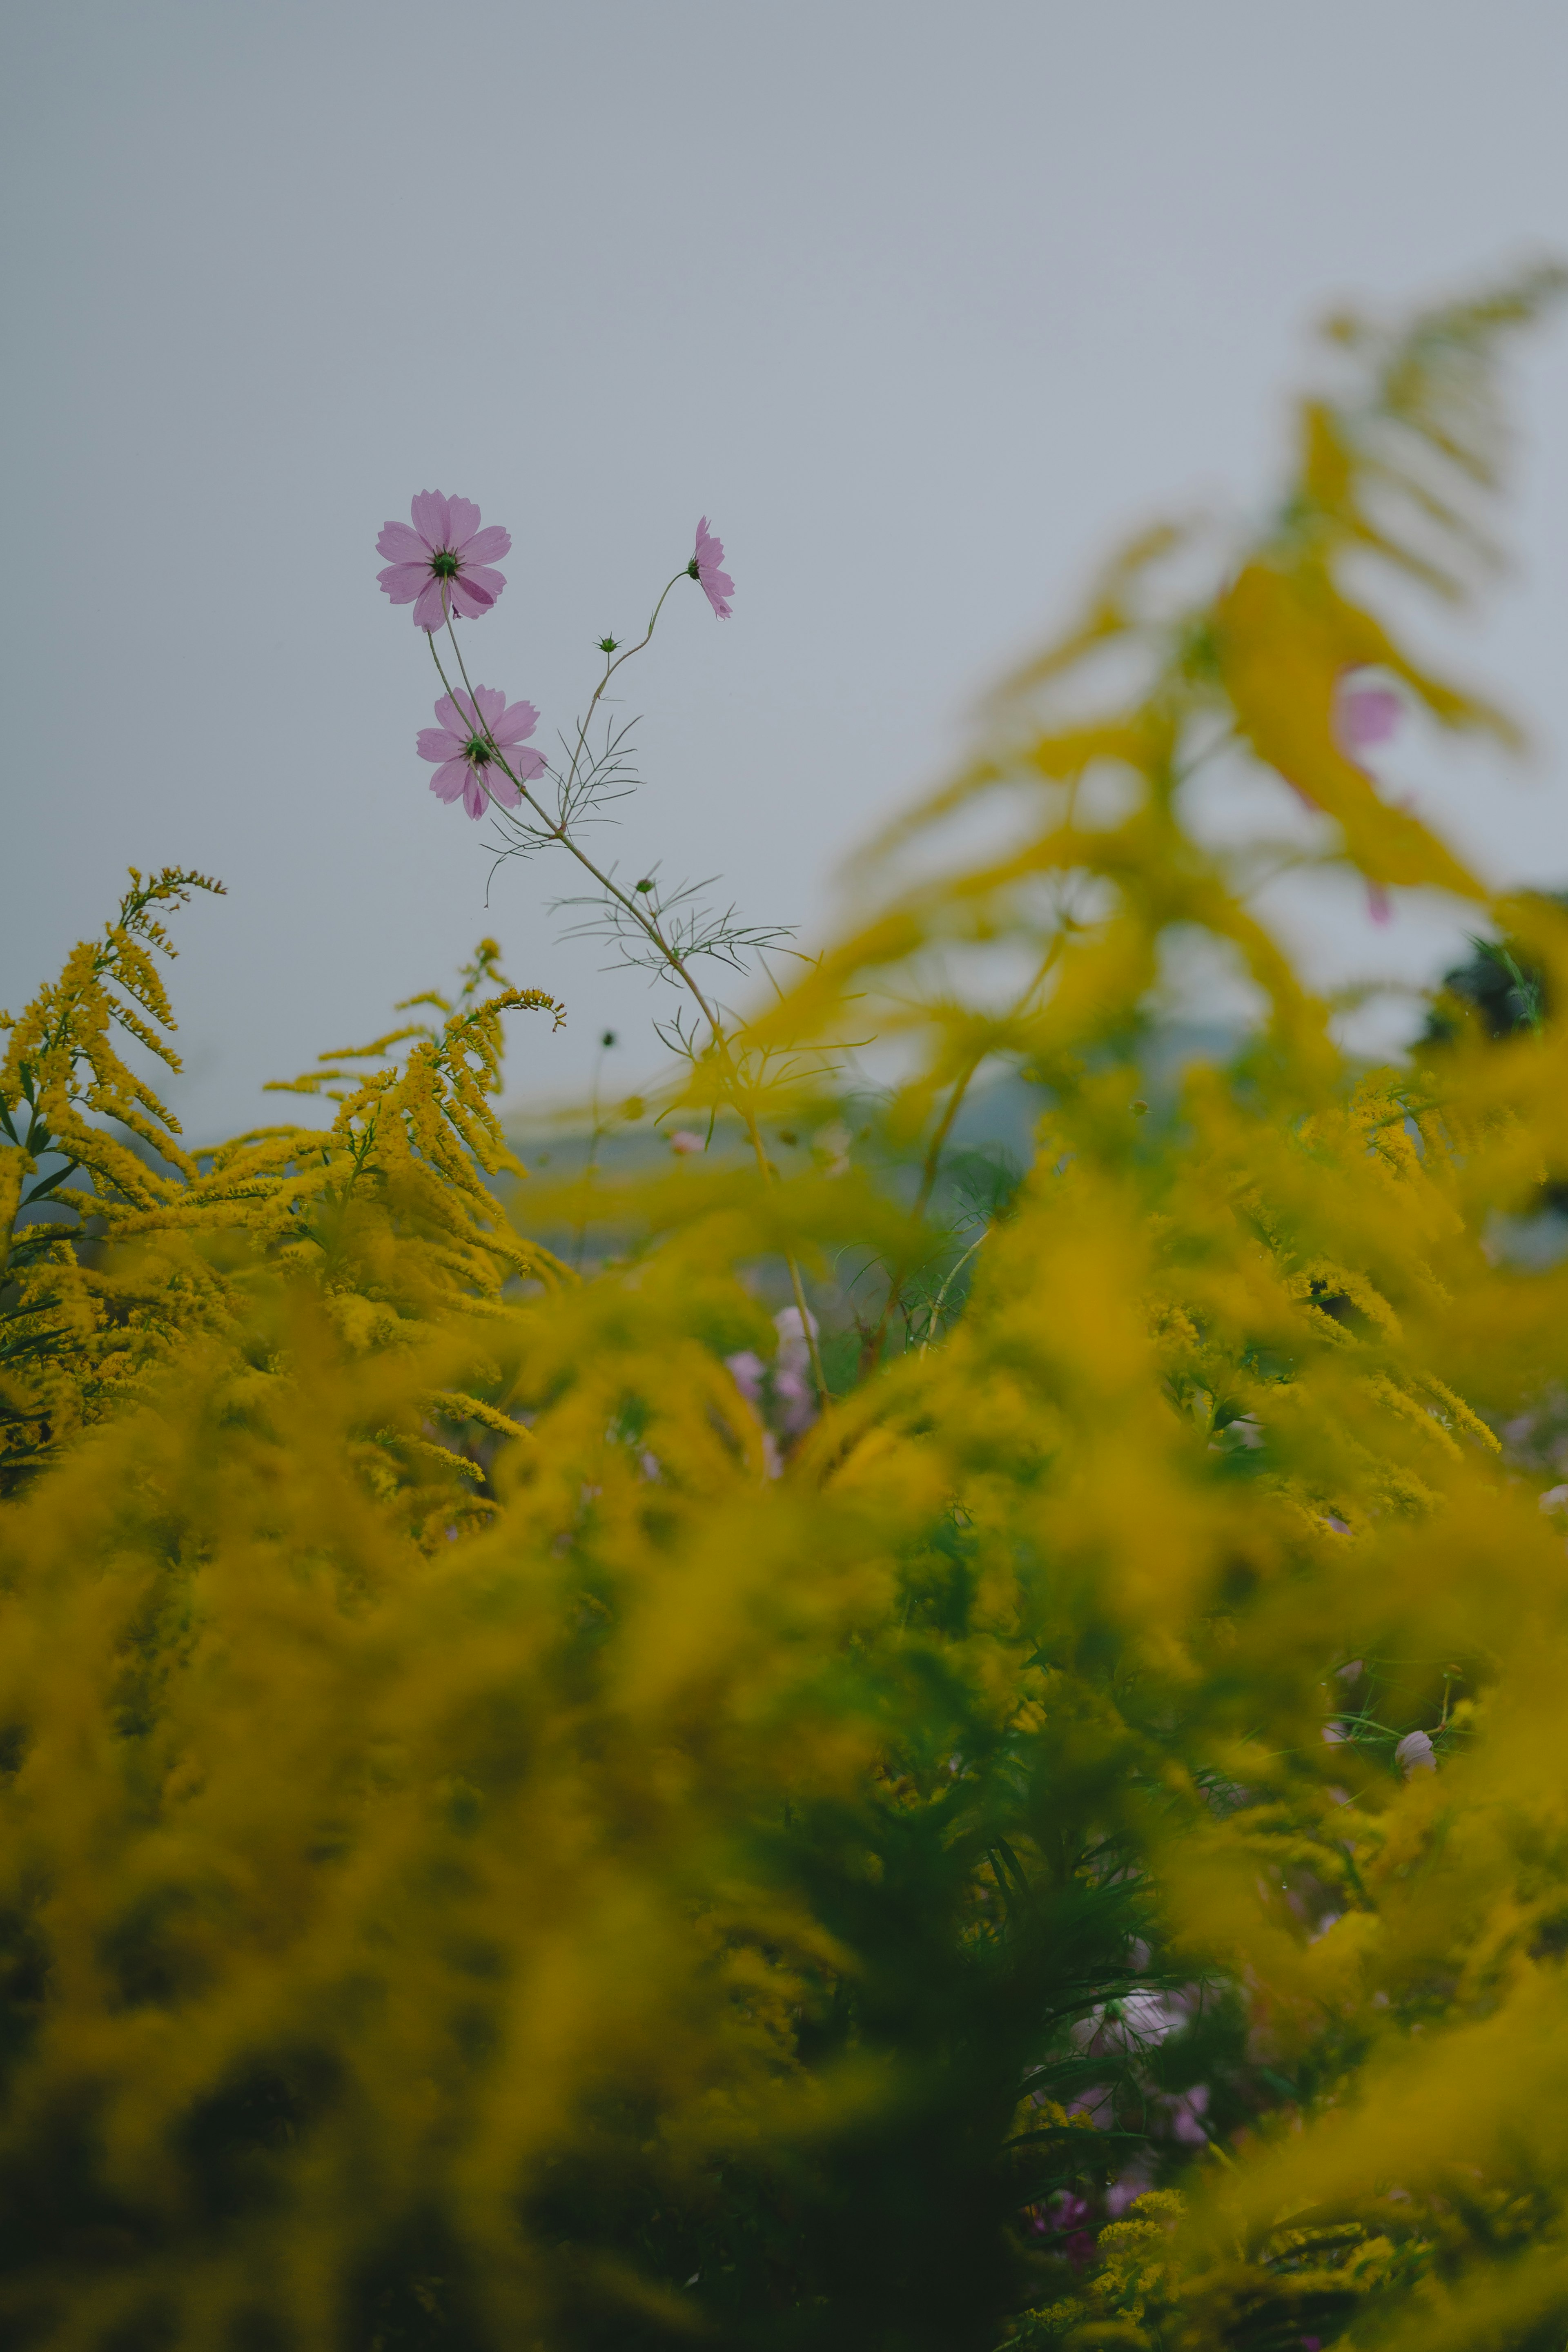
[[5, 1, 1568, 1136]]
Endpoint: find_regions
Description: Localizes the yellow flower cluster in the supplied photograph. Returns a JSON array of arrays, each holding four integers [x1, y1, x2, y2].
[[1, 904, 566, 1504]]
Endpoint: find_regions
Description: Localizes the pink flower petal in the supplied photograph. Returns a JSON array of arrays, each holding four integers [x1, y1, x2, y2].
[[430, 759, 470, 804], [511, 746, 546, 782], [1341, 686, 1402, 753], [416, 726, 461, 764], [377, 561, 429, 605], [432, 693, 465, 735], [463, 563, 508, 601], [412, 577, 451, 631], [1335, 672, 1404, 763], [468, 684, 506, 730], [448, 576, 498, 620], [461, 523, 511, 565], [462, 770, 488, 820], [486, 771, 523, 808], [410, 489, 451, 545], [376, 520, 428, 564], [443, 496, 481, 545], [491, 699, 541, 745]]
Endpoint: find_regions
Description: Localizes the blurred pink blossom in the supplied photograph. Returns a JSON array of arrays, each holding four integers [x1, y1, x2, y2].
[[725, 1350, 766, 1407], [1334, 670, 1404, 927], [689, 517, 734, 618], [1336, 674, 1403, 756], [771, 1306, 820, 1437], [1041, 2193, 1097, 2270], [724, 1306, 820, 1458], [377, 492, 510, 631], [670, 1130, 707, 1156], [1396, 1728, 1437, 1778], [1165, 2084, 1210, 2146], [417, 686, 543, 820], [724, 1349, 783, 1478]]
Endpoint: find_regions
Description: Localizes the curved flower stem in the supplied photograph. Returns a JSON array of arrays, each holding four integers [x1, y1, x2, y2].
[[860, 935, 1064, 1379], [857, 1054, 981, 1381], [427, 620, 831, 1409], [917, 1229, 987, 1358], [915, 1057, 982, 1226], [559, 572, 686, 802]]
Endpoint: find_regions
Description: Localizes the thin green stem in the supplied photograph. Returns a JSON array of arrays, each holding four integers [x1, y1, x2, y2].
[[428, 611, 830, 1408], [915, 1057, 983, 1225], [430, 628, 692, 985], [857, 1051, 982, 1380], [918, 1230, 987, 1359], [861, 936, 1064, 1380], [559, 571, 685, 802]]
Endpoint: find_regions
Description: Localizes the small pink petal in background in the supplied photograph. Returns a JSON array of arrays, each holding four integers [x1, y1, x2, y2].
[[1334, 670, 1405, 925], [1336, 679, 1403, 755]]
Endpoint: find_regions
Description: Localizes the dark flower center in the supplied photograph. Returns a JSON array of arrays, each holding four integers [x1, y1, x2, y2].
[[463, 735, 492, 767], [430, 548, 461, 579]]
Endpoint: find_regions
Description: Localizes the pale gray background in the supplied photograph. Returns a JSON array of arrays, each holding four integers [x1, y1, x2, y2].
[[4, 2, 1568, 1137]]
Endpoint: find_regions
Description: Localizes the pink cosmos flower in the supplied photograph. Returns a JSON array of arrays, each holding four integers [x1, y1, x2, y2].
[[377, 492, 510, 631], [669, 1129, 707, 1156], [688, 517, 733, 618], [417, 686, 544, 821]]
